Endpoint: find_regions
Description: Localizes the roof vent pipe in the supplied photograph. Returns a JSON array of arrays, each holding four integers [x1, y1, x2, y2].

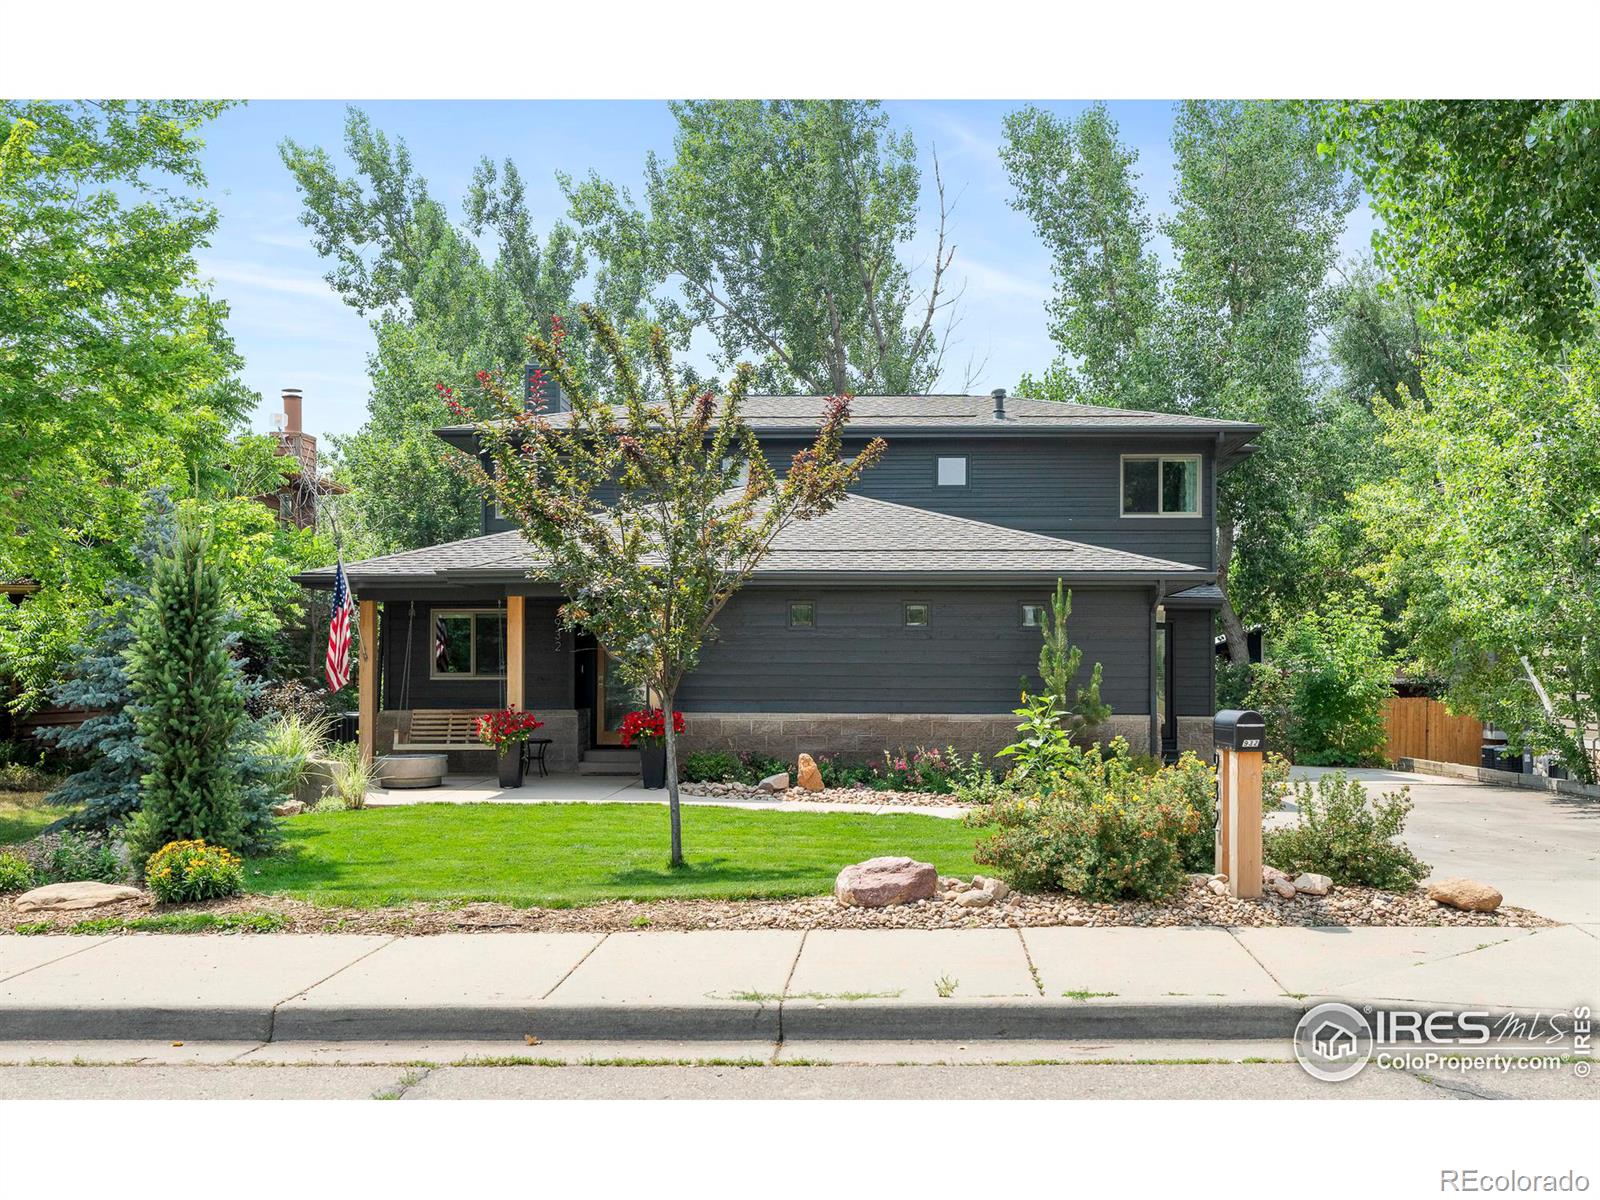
[[991, 387, 1007, 420]]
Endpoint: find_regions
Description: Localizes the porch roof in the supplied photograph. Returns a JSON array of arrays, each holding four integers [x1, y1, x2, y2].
[[295, 494, 1213, 590]]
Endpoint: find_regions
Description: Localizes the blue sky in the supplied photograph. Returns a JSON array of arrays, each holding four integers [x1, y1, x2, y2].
[[195, 100, 1377, 441]]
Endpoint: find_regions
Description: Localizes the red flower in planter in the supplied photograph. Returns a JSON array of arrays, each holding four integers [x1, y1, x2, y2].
[[475, 709, 545, 751], [619, 708, 686, 748]]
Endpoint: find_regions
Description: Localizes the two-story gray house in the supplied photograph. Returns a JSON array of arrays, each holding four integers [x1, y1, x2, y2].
[[298, 390, 1260, 774]]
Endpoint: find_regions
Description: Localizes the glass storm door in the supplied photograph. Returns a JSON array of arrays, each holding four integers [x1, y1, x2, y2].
[[595, 649, 648, 745]]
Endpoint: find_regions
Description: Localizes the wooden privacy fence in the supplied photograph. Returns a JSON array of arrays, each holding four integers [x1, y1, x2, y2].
[[1383, 697, 1483, 766]]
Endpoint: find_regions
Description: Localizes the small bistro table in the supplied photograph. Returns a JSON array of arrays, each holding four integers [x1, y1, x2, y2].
[[521, 737, 553, 779]]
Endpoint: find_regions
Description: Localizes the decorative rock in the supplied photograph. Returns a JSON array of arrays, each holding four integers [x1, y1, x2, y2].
[[1427, 877, 1504, 912], [757, 772, 790, 793], [1272, 879, 1297, 899], [271, 800, 306, 817], [835, 856, 937, 907], [984, 878, 1011, 902], [795, 753, 824, 792], [938, 876, 963, 890], [15, 882, 143, 913], [1262, 865, 1291, 885], [955, 889, 994, 908], [1293, 873, 1332, 896], [1207, 879, 1228, 895]]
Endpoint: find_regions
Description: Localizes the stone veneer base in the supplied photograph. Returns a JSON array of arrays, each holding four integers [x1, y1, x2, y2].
[[677, 712, 1165, 760]]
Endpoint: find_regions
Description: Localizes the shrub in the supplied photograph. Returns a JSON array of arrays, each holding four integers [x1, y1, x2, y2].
[[1263, 773, 1429, 890], [994, 693, 1081, 784], [874, 746, 975, 794], [257, 710, 332, 797], [737, 752, 789, 783], [326, 742, 375, 811], [970, 745, 1207, 901], [681, 751, 743, 783], [42, 831, 125, 884], [0, 850, 36, 893], [1250, 598, 1397, 765], [144, 839, 244, 904], [0, 762, 54, 792], [125, 518, 246, 860]]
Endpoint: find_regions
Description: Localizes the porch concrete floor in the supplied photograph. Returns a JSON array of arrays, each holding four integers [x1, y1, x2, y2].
[[365, 772, 968, 819]]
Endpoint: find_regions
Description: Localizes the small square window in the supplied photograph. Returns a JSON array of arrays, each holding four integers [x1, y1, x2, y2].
[[936, 456, 968, 487], [789, 601, 815, 629], [903, 602, 930, 628], [1021, 603, 1046, 629]]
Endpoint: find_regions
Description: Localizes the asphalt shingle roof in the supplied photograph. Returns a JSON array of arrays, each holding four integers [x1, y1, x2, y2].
[[436, 393, 1262, 439], [298, 494, 1209, 588]]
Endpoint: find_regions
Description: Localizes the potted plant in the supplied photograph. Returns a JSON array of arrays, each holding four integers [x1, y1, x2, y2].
[[620, 708, 686, 790], [475, 709, 546, 787]]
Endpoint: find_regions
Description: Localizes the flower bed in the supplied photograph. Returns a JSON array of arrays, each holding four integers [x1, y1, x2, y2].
[[681, 781, 963, 807], [1, 877, 1551, 936]]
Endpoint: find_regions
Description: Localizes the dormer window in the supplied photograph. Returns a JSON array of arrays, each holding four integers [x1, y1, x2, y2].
[[1122, 455, 1201, 516], [935, 455, 968, 487]]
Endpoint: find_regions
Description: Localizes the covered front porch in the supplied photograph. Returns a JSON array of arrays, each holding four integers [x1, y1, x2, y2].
[[347, 585, 644, 773]]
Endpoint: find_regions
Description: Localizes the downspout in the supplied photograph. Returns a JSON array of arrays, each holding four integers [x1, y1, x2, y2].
[[1211, 432, 1222, 572], [1150, 580, 1169, 757]]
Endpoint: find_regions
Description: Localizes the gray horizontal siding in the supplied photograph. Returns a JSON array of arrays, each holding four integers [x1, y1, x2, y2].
[[483, 434, 1217, 570], [1169, 608, 1215, 716], [679, 585, 1152, 715]]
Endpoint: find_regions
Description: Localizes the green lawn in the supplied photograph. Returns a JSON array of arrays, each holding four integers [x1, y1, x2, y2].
[[0, 791, 70, 847], [246, 802, 986, 907]]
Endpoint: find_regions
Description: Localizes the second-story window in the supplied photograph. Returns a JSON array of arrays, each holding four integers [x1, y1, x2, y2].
[[935, 455, 968, 487], [789, 601, 816, 629], [1122, 455, 1201, 516]]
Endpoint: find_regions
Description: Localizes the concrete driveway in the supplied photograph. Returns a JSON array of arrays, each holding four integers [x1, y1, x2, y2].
[[1290, 766, 1600, 927]]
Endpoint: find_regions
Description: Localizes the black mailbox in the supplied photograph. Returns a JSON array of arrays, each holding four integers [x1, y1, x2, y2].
[[1214, 709, 1266, 752]]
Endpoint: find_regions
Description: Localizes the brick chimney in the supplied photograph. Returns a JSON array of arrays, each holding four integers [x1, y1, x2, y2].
[[275, 387, 316, 470]]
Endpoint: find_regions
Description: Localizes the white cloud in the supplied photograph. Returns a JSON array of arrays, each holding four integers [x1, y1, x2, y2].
[[199, 258, 342, 302], [957, 255, 1053, 305]]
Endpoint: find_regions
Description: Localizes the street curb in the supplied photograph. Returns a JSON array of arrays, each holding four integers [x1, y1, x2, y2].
[[0, 998, 1307, 1044]]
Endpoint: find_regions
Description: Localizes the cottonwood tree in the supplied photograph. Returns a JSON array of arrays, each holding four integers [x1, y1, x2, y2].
[[460, 307, 885, 865], [563, 100, 961, 395], [1001, 104, 1167, 408], [1317, 100, 1600, 351], [1355, 323, 1600, 781]]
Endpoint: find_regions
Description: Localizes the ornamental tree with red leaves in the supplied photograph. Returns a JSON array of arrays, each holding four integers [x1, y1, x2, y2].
[[455, 305, 884, 865]]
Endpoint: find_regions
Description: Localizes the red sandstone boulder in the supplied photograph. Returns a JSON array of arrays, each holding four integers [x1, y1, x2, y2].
[[835, 856, 938, 907]]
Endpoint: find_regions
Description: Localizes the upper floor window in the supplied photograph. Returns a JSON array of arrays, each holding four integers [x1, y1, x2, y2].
[[935, 455, 968, 487], [903, 602, 930, 628], [788, 601, 816, 629], [1122, 455, 1201, 517], [1021, 602, 1046, 629], [721, 455, 751, 489], [432, 609, 506, 679]]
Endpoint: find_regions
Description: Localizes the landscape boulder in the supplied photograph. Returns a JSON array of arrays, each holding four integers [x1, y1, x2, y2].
[[835, 856, 937, 907], [1427, 877, 1503, 912], [757, 772, 790, 793], [15, 882, 143, 913], [271, 800, 306, 817], [1293, 873, 1332, 896], [796, 753, 824, 791]]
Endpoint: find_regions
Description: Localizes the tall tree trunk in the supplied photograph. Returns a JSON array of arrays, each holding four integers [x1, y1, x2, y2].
[[1216, 517, 1251, 666], [663, 690, 683, 867]]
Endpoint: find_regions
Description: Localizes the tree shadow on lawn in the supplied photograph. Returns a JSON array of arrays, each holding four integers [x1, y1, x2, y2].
[[604, 858, 821, 891]]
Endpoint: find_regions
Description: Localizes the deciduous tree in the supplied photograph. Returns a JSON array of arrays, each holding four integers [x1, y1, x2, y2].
[[461, 308, 884, 865]]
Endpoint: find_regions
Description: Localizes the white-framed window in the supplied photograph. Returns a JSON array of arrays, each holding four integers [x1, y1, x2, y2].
[[721, 455, 752, 488], [1121, 454, 1201, 516], [903, 601, 930, 628], [788, 600, 816, 629], [935, 455, 968, 487], [1021, 602, 1047, 629], [431, 609, 507, 679]]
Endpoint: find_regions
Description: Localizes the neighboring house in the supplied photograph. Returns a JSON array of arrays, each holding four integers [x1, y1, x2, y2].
[[295, 383, 1260, 773], [256, 388, 346, 530]]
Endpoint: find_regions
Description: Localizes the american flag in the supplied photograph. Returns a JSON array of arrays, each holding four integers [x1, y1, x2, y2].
[[325, 558, 355, 692]]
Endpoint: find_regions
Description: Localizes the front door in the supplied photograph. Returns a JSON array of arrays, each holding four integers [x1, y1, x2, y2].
[[595, 648, 648, 745]]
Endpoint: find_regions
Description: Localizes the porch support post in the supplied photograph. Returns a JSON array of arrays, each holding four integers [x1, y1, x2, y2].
[[358, 598, 378, 765], [506, 594, 525, 710]]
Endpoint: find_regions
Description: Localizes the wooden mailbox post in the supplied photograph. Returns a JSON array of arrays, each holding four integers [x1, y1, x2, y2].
[[1214, 708, 1266, 900]]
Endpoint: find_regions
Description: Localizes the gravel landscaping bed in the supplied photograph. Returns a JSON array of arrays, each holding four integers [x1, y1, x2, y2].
[[683, 781, 962, 807], [0, 877, 1553, 936]]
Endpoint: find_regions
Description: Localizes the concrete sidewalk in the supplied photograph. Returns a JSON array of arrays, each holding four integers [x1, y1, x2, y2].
[[2, 924, 1593, 1044]]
